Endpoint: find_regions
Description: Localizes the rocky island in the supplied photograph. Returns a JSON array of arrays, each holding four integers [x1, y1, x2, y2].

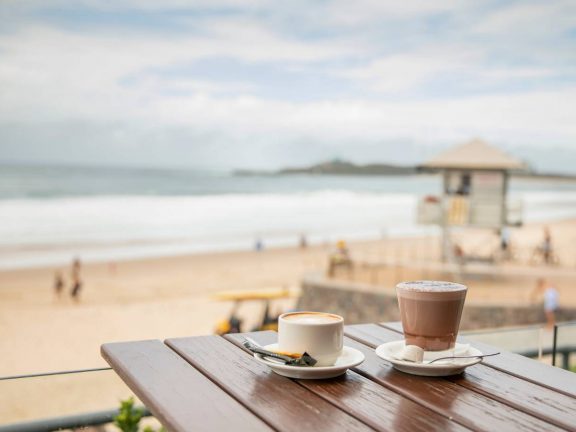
[[234, 159, 417, 176]]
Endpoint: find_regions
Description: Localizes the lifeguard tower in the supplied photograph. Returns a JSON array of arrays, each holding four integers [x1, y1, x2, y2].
[[418, 139, 527, 262]]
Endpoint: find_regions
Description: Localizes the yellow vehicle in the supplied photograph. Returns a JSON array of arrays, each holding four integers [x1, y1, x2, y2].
[[213, 287, 298, 335]]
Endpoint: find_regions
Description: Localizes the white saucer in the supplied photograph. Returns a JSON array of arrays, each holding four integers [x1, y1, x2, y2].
[[254, 344, 365, 379], [375, 341, 483, 377]]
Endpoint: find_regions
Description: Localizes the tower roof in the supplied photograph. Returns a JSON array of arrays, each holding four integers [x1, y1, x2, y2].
[[422, 139, 526, 171]]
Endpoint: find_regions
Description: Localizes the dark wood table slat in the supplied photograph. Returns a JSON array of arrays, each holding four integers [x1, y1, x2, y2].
[[165, 335, 373, 432], [450, 364, 576, 431], [345, 324, 567, 432], [361, 324, 576, 431], [380, 321, 576, 399], [225, 331, 470, 432], [102, 324, 574, 432], [101, 340, 272, 432]]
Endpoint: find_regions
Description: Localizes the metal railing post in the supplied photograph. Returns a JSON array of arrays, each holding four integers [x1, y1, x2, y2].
[[552, 324, 558, 367]]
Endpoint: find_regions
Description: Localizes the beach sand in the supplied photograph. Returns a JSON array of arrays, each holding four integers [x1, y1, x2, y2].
[[1, 218, 575, 423]]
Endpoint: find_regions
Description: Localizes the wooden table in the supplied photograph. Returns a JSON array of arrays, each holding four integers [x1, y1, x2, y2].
[[102, 322, 576, 432]]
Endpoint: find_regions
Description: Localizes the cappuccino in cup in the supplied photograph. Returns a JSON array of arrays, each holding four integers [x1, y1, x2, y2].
[[282, 312, 341, 324], [396, 281, 467, 351], [278, 312, 343, 366]]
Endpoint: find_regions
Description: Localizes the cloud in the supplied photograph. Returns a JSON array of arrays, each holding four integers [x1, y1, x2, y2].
[[339, 45, 481, 92], [0, 0, 575, 173], [0, 22, 356, 121], [338, 46, 565, 95], [322, 0, 465, 26], [473, 1, 576, 37], [3, 84, 576, 169]]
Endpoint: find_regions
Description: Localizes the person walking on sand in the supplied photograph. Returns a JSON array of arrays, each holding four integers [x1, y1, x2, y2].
[[532, 278, 559, 329], [53, 270, 64, 299], [531, 227, 555, 265], [499, 227, 511, 260], [299, 233, 308, 249], [70, 257, 83, 302], [541, 227, 553, 264]]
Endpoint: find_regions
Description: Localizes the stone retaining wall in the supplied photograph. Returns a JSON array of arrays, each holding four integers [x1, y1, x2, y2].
[[298, 276, 576, 330]]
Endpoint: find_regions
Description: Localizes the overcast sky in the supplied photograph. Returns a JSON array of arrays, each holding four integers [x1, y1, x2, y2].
[[0, 0, 575, 172]]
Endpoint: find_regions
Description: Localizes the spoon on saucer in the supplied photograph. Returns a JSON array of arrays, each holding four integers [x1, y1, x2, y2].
[[424, 352, 500, 364]]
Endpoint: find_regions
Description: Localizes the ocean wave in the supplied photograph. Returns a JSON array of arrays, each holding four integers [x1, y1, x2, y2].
[[0, 188, 575, 269]]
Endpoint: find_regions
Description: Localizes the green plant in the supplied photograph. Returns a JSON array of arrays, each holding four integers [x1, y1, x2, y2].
[[114, 397, 144, 432], [114, 397, 165, 432]]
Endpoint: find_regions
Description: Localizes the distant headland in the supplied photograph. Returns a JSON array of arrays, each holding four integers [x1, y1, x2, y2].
[[234, 158, 576, 180], [234, 159, 417, 176]]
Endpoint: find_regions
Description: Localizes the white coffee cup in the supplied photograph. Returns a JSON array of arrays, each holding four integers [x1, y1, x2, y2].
[[278, 311, 344, 366]]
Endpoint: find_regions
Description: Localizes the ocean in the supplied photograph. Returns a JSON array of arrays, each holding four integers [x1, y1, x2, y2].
[[1, 164, 576, 269]]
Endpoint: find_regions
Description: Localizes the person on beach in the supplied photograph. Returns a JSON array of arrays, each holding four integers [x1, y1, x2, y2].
[[531, 227, 555, 265], [53, 271, 64, 299], [541, 227, 553, 264], [532, 278, 559, 329], [70, 257, 83, 302], [327, 240, 352, 276], [299, 233, 308, 249], [499, 227, 510, 259], [452, 242, 466, 266]]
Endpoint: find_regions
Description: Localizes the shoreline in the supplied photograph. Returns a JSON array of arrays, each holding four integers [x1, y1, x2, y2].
[[0, 228, 440, 272], [1, 211, 574, 273], [1, 174, 576, 272]]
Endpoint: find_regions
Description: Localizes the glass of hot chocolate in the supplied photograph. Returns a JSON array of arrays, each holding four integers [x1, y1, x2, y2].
[[396, 281, 467, 351]]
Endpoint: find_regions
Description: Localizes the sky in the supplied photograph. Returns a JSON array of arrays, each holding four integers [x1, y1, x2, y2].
[[0, 0, 575, 172]]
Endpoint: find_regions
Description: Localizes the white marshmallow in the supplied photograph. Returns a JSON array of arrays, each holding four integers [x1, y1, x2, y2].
[[401, 345, 424, 363]]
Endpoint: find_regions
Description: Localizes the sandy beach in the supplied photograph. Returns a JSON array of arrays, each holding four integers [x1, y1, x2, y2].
[[2, 217, 576, 374], [1, 218, 575, 423]]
